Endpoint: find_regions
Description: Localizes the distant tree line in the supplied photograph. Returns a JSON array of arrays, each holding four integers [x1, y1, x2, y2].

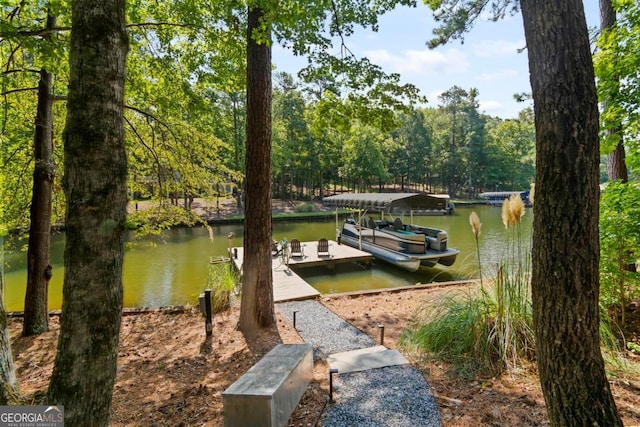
[[270, 74, 536, 200]]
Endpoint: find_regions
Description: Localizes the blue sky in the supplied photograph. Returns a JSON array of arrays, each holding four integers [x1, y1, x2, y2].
[[272, 1, 600, 119]]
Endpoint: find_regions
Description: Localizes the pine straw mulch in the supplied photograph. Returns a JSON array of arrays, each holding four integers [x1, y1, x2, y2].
[[8, 285, 640, 426]]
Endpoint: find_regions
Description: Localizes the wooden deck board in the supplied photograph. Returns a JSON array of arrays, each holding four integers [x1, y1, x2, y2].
[[229, 240, 372, 302]]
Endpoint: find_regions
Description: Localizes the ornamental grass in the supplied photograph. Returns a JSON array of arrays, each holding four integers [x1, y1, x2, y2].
[[401, 194, 534, 374], [206, 261, 238, 314], [401, 192, 634, 377]]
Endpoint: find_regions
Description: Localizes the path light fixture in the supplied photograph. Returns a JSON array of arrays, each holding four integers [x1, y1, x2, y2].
[[198, 289, 213, 337], [329, 368, 338, 403], [378, 324, 385, 346]]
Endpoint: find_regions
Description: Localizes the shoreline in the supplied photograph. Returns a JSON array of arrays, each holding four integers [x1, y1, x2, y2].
[[5, 278, 478, 318], [7, 197, 487, 235]]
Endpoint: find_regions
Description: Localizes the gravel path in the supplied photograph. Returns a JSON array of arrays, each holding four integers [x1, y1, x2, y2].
[[277, 300, 442, 427], [277, 300, 375, 359]]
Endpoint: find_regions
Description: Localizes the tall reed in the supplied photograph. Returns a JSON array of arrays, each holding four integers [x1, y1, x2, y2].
[[469, 211, 483, 287], [488, 194, 534, 369], [401, 191, 637, 377], [401, 195, 534, 374]]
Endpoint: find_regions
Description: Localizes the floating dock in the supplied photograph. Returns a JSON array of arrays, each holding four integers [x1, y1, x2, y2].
[[230, 240, 373, 302]]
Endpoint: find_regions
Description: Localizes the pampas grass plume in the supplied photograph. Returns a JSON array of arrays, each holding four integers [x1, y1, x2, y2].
[[470, 211, 482, 238], [529, 183, 535, 205], [509, 194, 525, 224], [502, 197, 512, 228], [502, 194, 526, 229]]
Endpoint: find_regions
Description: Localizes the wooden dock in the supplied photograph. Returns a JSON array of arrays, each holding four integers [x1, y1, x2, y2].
[[230, 240, 372, 302]]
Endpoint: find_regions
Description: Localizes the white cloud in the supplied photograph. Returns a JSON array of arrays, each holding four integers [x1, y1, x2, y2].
[[472, 39, 525, 57], [427, 89, 445, 105], [363, 48, 470, 76], [479, 100, 503, 112], [476, 69, 518, 81]]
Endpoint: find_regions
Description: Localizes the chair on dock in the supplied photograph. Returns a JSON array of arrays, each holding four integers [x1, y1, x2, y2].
[[290, 239, 304, 258], [317, 237, 330, 257]]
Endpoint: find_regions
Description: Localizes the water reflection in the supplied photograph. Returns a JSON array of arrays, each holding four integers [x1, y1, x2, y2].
[[3, 205, 532, 311], [302, 263, 458, 295]]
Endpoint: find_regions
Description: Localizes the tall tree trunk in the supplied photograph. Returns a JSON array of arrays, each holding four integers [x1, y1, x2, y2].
[[47, 0, 128, 425], [232, 92, 243, 209], [606, 143, 628, 182], [239, 5, 275, 332], [0, 273, 19, 405], [521, 0, 623, 425], [600, 0, 629, 183], [23, 13, 56, 336]]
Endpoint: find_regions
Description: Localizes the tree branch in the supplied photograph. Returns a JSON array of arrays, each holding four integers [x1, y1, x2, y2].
[[126, 22, 194, 30], [2, 68, 41, 75], [125, 105, 170, 127], [0, 26, 71, 38], [124, 109, 172, 184], [329, 0, 356, 60], [1, 21, 191, 39], [1, 87, 38, 96], [4, 42, 23, 73], [124, 116, 164, 174], [5, 1, 25, 22], [1, 142, 30, 169], [125, 105, 181, 141]]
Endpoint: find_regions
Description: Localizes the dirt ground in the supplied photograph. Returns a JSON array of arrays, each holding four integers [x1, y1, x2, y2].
[[8, 284, 640, 426], [9, 198, 640, 426]]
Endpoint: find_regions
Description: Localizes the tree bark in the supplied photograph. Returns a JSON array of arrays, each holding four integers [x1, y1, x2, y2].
[[239, 5, 275, 332], [606, 143, 628, 182], [0, 273, 19, 405], [47, 0, 128, 425], [600, 0, 628, 183], [23, 14, 56, 336], [521, 0, 623, 425]]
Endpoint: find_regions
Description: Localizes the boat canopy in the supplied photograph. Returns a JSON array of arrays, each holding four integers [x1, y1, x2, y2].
[[323, 193, 451, 211], [479, 191, 529, 199], [479, 190, 531, 206]]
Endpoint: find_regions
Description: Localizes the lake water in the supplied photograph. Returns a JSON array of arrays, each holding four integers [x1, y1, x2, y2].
[[2, 205, 532, 311]]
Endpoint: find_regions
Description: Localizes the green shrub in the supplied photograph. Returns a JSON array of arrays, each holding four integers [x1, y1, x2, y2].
[[599, 181, 640, 328], [400, 278, 534, 375], [206, 261, 238, 313], [295, 203, 315, 213]]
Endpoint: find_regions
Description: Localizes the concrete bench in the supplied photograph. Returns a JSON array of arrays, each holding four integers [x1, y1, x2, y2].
[[222, 343, 313, 427]]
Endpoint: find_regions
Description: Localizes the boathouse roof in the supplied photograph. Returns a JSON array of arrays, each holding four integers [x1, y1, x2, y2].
[[323, 193, 450, 211]]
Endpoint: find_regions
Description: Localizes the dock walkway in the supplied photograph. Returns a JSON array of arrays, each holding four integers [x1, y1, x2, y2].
[[230, 240, 372, 302]]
